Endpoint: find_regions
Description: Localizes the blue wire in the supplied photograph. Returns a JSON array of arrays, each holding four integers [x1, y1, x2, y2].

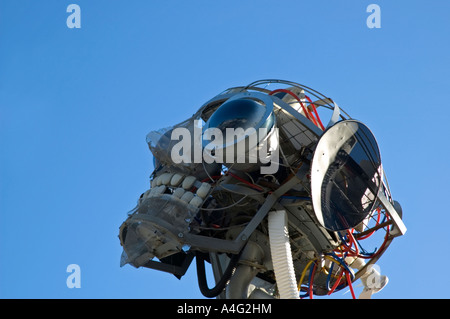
[[299, 261, 316, 298], [339, 231, 377, 257], [307, 261, 316, 297], [326, 261, 334, 291], [325, 253, 357, 293], [354, 236, 377, 256], [326, 252, 355, 280]]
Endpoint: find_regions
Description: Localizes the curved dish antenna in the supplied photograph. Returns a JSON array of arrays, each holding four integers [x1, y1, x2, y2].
[[311, 120, 382, 231]]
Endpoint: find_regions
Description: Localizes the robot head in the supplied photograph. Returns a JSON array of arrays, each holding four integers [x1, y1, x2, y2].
[[119, 80, 406, 299]]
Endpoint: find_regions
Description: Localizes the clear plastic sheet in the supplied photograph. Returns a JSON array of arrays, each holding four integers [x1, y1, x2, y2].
[[146, 118, 197, 169], [120, 193, 201, 267], [146, 117, 221, 180], [137, 194, 200, 231]]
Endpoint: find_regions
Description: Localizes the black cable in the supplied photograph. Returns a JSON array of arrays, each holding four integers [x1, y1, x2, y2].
[[195, 250, 243, 298]]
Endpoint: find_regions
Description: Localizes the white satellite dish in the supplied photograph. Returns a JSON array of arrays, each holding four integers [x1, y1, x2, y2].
[[311, 120, 382, 231]]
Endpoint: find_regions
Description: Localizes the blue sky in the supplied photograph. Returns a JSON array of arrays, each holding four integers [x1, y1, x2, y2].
[[1, 1, 449, 298]]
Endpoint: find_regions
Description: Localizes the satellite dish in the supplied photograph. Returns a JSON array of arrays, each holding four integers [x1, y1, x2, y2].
[[311, 120, 382, 231]]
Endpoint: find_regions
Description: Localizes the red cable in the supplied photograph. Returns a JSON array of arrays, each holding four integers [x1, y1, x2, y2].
[[327, 271, 343, 295], [357, 208, 382, 240], [309, 263, 317, 299], [358, 216, 391, 260], [227, 171, 264, 192], [347, 230, 360, 256], [345, 271, 356, 299], [269, 89, 314, 122], [305, 95, 325, 130], [335, 231, 358, 257], [302, 95, 319, 127]]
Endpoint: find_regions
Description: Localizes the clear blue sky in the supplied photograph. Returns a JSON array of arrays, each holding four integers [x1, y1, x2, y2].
[[1, 1, 449, 299]]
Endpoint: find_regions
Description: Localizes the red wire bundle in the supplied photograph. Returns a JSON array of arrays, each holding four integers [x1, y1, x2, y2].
[[269, 89, 325, 130]]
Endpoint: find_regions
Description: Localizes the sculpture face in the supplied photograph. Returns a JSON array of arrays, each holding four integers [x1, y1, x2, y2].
[[119, 80, 406, 299]]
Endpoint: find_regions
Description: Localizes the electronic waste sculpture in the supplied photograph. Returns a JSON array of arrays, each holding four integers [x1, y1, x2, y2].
[[118, 79, 406, 299]]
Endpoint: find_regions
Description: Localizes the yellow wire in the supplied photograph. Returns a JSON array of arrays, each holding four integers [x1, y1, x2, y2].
[[319, 265, 341, 279], [324, 255, 342, 267], [297, 259, 316, 291], [297, 256, 349, 292]]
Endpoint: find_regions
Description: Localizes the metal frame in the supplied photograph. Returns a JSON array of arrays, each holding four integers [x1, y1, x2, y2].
[[123, 79, 407, 290]]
